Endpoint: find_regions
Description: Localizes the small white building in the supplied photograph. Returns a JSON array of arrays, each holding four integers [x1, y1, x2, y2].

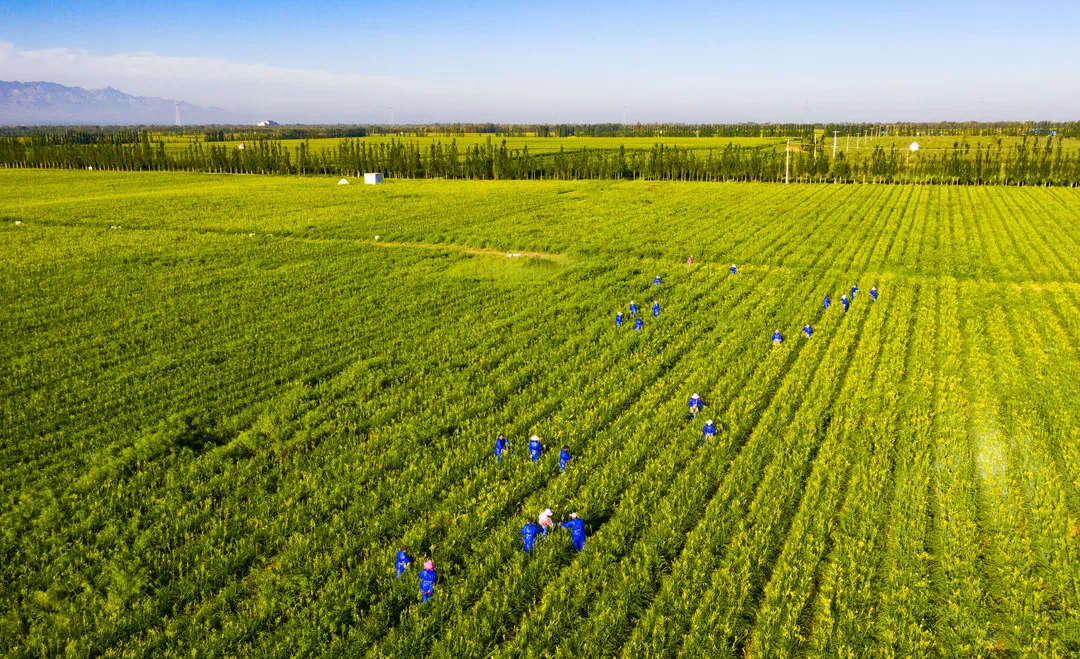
[[364, 172, 384, 185], [337, 178, 350, 185], [256, 120, 279, 127]]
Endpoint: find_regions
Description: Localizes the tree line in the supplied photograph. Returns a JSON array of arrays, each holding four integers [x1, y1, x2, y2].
[[2, 135, 1079, 186]]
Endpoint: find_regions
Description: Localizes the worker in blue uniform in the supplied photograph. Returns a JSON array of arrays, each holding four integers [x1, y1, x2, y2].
[[559, 446, 572, 473], [803, 324, 813, 339], [772, 329, 783, 345], [395, 546, 413, 578], [823, 295, 831, 310], [653, 275, 663, 286], [521, 518, 541, 553], [528, 435, 543, 462], [841, 295, 850, 312], [652, 300, 661, 317], [688, 393, 706, 419], [560, 513, 587, 551], [635, 317, 643, 332], [494, 434, 509, 463], [615, 311, 624, 327], [870, 287, 878, 301], [703, 419, 716, 442], [629, 301, 638, 316], [418, 560, 437, 603]]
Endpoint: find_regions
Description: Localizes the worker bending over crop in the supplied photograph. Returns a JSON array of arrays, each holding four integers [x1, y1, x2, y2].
[[418, 560, 437, 602], [688, 393, 706, 419], [703, 419, 716, 442], [395, 546, 413, 578], [521, 518, 541, 553], [870, 286, 878, 301], [615, 312, 624, 327], [528, 435, 543, 462], [851, 284, 859, 298], [629, 301, 638, 316], [635, 318, 644, 333], [559, 446, 573, 473], [652, 300, 661, 317], [841, 295, 850, 312], [773, 329, 783, 345], [561, 513, 587, 551], [803, 324, 813, 339], [823, 295, 831, 310], [654, 275, 663, 286]]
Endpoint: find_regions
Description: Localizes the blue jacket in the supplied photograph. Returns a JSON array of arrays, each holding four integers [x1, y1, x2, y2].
[[851, 285, 859, 297], [652, 303, 660, 317], [559, 449, 572, 470], [615, 313, 623, 326], [629, 303, 638, 315], [418, 568, 437, 593], [528, 439, 543, 461], [730, 265, 737, 275], [653, 276, 662, 285], [823, 296, 831, 309], [495, 436, 508, 455], [688, 396, 705, 409], [395, 550, 413, 574], [773, 331, 783, 342], [870, 288, 878, 300], [841, 295, 849, 310], [521, 522, 541, 551], [635, 318, 643, 331], [803, 325, 813, 338], [703, 422, 716, 439], [560, 518, 586, 541]]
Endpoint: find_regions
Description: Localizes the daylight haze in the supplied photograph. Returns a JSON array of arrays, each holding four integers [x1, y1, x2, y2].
[[2, 0, 1079, 123]]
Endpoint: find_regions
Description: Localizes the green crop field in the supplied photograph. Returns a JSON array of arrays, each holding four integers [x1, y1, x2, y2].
[[4, 170, 1080, 657]]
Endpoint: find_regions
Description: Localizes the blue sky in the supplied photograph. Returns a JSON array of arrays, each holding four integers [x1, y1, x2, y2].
[[2, 0, 1078, 123]]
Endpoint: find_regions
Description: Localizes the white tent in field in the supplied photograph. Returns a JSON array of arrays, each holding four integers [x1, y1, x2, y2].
[[338, 178, 350, 185], [909, 142, 920, 152]]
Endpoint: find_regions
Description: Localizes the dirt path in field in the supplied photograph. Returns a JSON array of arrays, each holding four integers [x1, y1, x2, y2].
[[344, 238, 566, 261]]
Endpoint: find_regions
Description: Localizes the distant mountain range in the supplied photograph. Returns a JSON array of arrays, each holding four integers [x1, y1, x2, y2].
[[0, 81, 244, 125]]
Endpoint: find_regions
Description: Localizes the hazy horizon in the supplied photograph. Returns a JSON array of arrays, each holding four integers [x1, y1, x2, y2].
[[2, 0, 1079, 124]]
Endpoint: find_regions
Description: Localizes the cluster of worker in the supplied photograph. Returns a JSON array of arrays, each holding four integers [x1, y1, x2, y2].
[[394, 264, 881, 603], [614, 274, 665, 332], [772, 282, 878, 346]]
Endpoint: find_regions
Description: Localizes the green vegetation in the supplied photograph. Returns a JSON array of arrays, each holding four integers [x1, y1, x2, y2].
[[4, 170, 1080, 656]]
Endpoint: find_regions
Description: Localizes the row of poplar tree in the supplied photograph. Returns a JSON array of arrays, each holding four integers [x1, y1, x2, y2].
[[2, 135, 1079, 186]]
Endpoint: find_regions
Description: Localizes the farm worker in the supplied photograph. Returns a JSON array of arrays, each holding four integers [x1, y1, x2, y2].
[[635, 318, 644, 333], [528, 435, 543, 462], [730, 264, 737, 275], [687, 255, 694, 266], [654, 275, 663, 286], [494, 434, 509, 463], [629, 301, 638, 316], [851, 284, 859, 298], [803, 324, 813, 339], [561, 513, 587, 551], [538, 508, 554, 538], [652, 300, 661, 317], [772, 329, 783, 345], [703, 419, 716, 442], [870, 286, 878, 301], [521, 518, 541, 553], [559, 446, 573, 473], [418, 560, 437, 603], [823, 295, 831, 310], [615, 312, 624, 327], [395, 546, 413, 578], [841, 295, 850, 312], [688, 393, 706, 418]]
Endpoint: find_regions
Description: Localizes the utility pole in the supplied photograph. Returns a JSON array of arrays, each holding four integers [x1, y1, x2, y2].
[[833, 130, 838, 158], [846, 134, 850, 152], [785, 138, 791, 184], [174, 100, 181, 127]]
